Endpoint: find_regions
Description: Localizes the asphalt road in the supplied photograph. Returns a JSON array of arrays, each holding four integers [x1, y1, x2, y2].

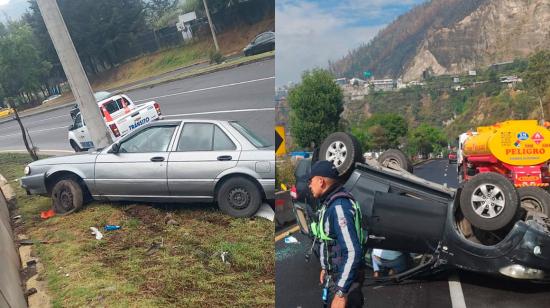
[[276, 159, 550, 308], [0, 59, 274, 153]]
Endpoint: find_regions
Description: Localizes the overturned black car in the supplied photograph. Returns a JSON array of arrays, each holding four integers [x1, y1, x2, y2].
[[291, 132, 550, 282]]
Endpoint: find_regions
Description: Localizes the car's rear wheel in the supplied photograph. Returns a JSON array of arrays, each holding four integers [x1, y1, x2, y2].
[[217, 177, 261, 217], [319, 132, 363, 177], [517, 186, 550, 216], [51, 179, 84, 215], [460, 172, 519, 231], [378, 149, 413, 173]]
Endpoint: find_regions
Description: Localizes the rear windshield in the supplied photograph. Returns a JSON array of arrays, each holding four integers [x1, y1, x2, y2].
[[229, 121, 271, 148], [101, 97, 129, 115]]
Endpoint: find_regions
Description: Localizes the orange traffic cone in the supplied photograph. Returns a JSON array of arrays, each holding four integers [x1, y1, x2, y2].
[[40, 209, 55, 219]]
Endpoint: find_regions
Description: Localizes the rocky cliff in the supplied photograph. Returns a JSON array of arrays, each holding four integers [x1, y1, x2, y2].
[[330, 0, 550, 81]]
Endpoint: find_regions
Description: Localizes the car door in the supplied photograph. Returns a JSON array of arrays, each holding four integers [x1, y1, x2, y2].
[[94, 124, 178, 201], [167, 122, 240, 201]]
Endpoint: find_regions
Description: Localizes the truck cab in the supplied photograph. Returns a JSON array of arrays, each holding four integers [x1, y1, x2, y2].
[[68, 94, 162, 151]]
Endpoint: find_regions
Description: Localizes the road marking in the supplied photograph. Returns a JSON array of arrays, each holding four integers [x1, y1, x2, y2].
[[0, 126, 67, 139], [133, 76, 275, 102], [444, 173, 447, 177], [0, 114, 70, 130], [448, 274, 467, 308], [163, 107, 275, 118]]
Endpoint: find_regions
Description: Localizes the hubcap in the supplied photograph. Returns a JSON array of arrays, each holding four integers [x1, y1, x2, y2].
[[471, 184, 505, 219], [228, 187, 250, 209], [59, 187, 74, 212], [325, 141, 347, 167], [521, 197, 544, 213]]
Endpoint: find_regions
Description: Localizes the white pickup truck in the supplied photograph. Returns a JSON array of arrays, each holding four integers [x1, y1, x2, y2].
[[68, 93, 162, 151]]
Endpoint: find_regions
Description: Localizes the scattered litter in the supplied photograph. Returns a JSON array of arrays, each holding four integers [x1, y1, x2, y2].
[[373, 285, 384, 290], [166, 219, 179, 226], [12, 215, 21, 220], [221, 251, 230, 264], [26, 260, 37, 267], [284, 236, 299, 244], [145, 238, 163, 256], [254, 203, 274, 221], [90, 227, 103, 240], [40, 209, 55, 219], [18, 239, 61, 245], [65, 273, 69, 277], [104, 225, 121, 231]]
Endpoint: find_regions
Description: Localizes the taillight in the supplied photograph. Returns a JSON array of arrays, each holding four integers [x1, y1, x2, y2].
[[154, 102, 161, 116], [290, 185, 298, 200], [109, 123, 120, 137]]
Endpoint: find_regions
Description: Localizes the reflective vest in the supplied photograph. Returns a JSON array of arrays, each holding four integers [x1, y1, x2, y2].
[[310, 191, 365, 245]]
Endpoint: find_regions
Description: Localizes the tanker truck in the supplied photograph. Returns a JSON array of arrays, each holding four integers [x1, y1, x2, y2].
[[457, 120, 550, 218]]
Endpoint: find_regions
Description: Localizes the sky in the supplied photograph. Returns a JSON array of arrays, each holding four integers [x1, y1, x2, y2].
[[0, 0, 28, 23], [275, 0, 427, 87]]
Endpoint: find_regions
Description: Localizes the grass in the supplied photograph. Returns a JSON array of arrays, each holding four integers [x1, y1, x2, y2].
[[0, 153, 274, 307]]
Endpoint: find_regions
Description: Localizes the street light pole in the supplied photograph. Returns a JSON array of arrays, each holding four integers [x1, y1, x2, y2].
[[202, 0, 220, 52], [36, 0, 112, 149]]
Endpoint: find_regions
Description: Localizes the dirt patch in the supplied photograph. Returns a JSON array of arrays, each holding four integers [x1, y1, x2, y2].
[[124, 204, 161, 225]]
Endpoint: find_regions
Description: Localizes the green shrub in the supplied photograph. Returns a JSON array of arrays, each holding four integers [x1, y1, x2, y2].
[[208, 50, 225, 64]]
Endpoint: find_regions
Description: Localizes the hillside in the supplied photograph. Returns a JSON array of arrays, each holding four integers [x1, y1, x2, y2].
[[330, 0, 550, 81]]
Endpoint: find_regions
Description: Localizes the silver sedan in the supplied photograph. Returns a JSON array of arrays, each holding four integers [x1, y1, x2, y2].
[[21, 119, 275, 217]]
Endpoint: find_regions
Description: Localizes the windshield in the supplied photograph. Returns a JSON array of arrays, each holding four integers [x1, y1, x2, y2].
[[229, 121, 271, 148]]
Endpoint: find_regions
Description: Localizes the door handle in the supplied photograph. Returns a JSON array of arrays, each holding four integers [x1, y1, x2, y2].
[[150, 156, 165, 162], [217, 155, 232, 161]]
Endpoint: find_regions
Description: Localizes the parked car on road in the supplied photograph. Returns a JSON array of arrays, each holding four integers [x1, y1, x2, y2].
[[290, 132, 550, 282], [243, 31, 275, 56], [22, 119, 275, 217]]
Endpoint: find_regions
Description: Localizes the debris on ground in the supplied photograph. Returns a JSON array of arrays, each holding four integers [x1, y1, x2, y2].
[[164, 213, 179, 226], [145, 238, 163, 256], [221, 251, 230, 264], [284, 236, 299, 244], [40, 209, 55, 219], [90, 227, 104, 240], [103, 225, 121, 231]]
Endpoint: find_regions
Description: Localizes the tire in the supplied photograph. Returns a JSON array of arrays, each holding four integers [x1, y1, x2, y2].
[[459, 172, 519, 231], [378, 149, 413, 173], [51, 179, 84, 215], [217, 177, 262, 217], [319, 132, 363, 177], [517, 186, 550, 216], [70, 140, 82, 152]]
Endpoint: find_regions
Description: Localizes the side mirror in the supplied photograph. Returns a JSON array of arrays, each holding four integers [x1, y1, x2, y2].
[[108, 143, 120, 154]]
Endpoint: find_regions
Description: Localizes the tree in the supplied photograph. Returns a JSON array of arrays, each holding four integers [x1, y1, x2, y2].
[[288, 69, 344, 148], [351, 113, 408, 150], [524, 50, 550, 121], [407, 124, 447, 157]]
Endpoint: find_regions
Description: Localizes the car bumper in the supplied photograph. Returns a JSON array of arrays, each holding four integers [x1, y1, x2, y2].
[[259, 179, 275, 200], [20, 173, 48, 196]]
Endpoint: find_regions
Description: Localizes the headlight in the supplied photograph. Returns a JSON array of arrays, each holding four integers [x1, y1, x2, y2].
[[24, 166, 30, 175], [499, 264, 545, 280]]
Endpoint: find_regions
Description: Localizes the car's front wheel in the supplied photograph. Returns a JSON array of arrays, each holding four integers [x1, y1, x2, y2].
[[319, 132, 363, 178], [51, 179, 84, 215], [217, 177, 261, 217]]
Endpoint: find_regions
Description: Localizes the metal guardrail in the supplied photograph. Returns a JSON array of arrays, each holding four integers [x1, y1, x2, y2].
[[0, 184, 27, 308]]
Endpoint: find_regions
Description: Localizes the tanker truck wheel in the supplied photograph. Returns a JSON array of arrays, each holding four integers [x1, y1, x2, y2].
[[517, 186, 550, 216], [459, 172, 519, 231], [378, 149, 414, 173], [319, 132, 363, 177]]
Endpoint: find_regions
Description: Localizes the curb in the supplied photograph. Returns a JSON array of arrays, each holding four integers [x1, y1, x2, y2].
[[0, 54, 274, 125]]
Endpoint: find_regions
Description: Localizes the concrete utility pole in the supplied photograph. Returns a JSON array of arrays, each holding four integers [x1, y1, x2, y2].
[[36, 0, 113, 149], [202, 0, 220, 52]]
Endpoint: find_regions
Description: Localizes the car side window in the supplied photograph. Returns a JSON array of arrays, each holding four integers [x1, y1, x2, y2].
[[213, 126, 236, 150], [119, 126, 176, 153], [74, 114, 83, 129], [177, 123, 236, 151]]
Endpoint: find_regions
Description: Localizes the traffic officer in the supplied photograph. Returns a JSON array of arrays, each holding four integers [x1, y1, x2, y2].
[[308, 160, 364, 308]]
